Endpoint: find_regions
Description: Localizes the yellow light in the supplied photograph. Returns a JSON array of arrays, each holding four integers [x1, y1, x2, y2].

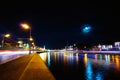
[[84, 54, 88, 66], [5, 34, 10, 38], [115, 55, 120, 70], [21, 23, 30, 30], [29, 37, 33, 41], [18, 41, 23, 43], [32, 42, 34, 45]]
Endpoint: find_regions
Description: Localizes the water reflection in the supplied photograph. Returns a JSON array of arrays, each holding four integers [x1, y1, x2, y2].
[[84, 54, 88, 66], [96, 72, 102, 80], [95, 54, 98, 61], [76, 53, 79, 64], [84, 54, 103, 80], [115, 55, 120, 70], [86, 60, 93, 80], [39, 52, 120, 80], [48, 52, 51, 67]]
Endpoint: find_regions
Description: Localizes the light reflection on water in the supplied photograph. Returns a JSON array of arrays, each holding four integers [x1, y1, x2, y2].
[[39, 52, 120, 80], [86, 60, 93, 80], [84, 54, 103, 80]]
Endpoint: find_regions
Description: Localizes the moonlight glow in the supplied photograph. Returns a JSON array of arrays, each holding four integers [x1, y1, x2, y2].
[[82, 24, 92, 33]]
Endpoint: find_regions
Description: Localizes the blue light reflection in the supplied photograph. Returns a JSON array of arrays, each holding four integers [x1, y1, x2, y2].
[[96, 72, 103, 80], [47, 52, 51, 67], [86, 60, 93, 80]]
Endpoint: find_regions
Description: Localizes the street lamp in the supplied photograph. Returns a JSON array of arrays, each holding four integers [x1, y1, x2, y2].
[[20, 23, 33, 54], [1, 33, 10, 48]]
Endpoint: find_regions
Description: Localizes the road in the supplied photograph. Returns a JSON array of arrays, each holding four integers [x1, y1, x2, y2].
[[0, 50, 29, 64]]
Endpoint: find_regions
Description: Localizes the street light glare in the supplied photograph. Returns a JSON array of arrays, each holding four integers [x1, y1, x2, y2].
[[1, 33, 11, 48], [21, 23, 30, 29], [20, 22, 32, 54], [5, 34, 10, 38], [29, 37, 33, 41]]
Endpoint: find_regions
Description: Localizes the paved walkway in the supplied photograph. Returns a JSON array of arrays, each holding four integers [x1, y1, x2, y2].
[[0, 53, 55, 80]]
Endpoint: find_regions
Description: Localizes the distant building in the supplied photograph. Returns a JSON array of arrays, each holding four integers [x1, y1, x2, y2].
[[65, 45, 73, 50], [114, 42, 120, 50], [115, 42, 120, 47], [98, 44, 112, 51]]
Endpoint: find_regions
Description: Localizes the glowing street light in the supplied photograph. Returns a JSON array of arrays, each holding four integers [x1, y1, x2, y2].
[[4, 34, 10, 37], [20, 23, 31, 38], [29, 37, 33, 41], [21, 23, 30, 29], [20, 22, 32, 54], [1, 33, 10, 48]]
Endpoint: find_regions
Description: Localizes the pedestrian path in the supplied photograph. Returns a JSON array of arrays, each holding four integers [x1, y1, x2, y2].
[[0, 53, 55, 80]]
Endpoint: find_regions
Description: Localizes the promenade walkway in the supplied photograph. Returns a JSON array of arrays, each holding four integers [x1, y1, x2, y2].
[[0, 53, 55, 80]]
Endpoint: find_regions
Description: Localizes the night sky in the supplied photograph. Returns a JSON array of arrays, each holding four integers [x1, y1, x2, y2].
[[0, 1, 115, 49]]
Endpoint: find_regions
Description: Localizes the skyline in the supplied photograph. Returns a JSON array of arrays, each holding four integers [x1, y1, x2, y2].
[[0, 1, 115, 49]]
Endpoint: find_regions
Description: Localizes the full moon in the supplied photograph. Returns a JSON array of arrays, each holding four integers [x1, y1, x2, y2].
[[82, 24, 92, 33]]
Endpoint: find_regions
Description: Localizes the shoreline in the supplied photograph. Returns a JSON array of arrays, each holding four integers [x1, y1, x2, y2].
[[82, 50, 120, 53]]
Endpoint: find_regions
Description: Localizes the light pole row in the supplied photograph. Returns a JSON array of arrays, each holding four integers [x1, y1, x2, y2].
[[1, 34, 10, 48], [20, 23, 33, 54], [1, 22, 33, 54]]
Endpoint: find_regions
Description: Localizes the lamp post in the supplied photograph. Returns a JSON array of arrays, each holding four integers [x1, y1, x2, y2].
[[1, 34, 10, 48], [20, 23, 33, 54]]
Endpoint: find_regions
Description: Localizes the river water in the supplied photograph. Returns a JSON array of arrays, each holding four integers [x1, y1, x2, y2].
[[39, 51, 120, 80]]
